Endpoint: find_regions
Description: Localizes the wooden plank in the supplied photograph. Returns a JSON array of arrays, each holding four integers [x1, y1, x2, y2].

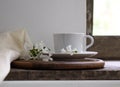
[[11, 58, 105, 70]]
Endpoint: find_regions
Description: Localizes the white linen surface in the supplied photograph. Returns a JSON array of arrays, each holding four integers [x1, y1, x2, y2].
[[0, 29, 33, 83]]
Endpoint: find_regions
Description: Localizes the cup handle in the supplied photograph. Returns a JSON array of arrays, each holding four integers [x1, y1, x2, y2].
[[85, 35, 94, 50]]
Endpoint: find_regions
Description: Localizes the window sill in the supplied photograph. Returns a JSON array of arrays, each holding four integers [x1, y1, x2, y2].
[[5, 61, 120, 80], [88, 36, 120, 60]]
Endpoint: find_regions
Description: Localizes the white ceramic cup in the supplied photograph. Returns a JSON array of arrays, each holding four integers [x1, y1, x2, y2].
[[53, 33, 94, 53]]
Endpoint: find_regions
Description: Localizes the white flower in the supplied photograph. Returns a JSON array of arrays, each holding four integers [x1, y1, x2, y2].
[[42, 47, 50, 53], [40, 54, 53, 62], [60, 45, 78, 54], [66, 45, 72, 52], [72, 48, 78, 53], [61, 48, 66, 53]]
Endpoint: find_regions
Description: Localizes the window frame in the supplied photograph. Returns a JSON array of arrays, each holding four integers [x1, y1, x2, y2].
[[86, 0, 120, 60]]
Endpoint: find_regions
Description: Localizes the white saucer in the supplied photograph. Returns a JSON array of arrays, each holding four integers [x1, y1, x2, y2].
[[51, 51, 98, 61]]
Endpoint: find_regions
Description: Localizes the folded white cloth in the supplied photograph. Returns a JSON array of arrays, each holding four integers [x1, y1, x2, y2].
[[0, 29, 33, 83]]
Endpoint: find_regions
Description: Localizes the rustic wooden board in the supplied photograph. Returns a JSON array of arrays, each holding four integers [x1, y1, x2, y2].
[[11, 58, 105, 70]]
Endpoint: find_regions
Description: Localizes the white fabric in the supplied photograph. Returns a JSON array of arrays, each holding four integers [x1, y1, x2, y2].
[[0, 29, 33, 83]]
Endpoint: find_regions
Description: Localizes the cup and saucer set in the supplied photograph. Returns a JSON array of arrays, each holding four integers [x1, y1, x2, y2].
[[52, 33, 98, 61]]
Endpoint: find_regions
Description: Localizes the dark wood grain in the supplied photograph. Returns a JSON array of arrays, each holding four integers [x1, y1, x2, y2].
[[11, 58, 104, 70], [88, 36, 120, 60]]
